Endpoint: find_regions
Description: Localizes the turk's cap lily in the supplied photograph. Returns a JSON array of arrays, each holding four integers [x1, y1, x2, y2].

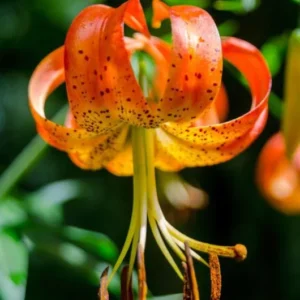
[[28, 0, 259, 295], [28, 0, 271, 176]]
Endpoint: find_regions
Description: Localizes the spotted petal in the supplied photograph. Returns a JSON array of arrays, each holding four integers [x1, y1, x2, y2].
[[29, 45, 130, 171], [104, 143, 134, 176], [64, 1, 157, 132], [68, 125, 130, 171], [28, 46, 105, 152], [153, 5, 223, 123], [155, 37, 271, 169]]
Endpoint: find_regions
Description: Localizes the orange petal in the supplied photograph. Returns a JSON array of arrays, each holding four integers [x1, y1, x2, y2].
[[192, 84, 229, 126], [152, 0, 170, 28], [68, 125, 130, 171], [156, 37, 271, 167], [125, 0, 150, 36], [65, 3, 156, 131], [257, 132, 300, 214], [28, 46, 103, 152], [156, 5, 223, 123], [104, 142, 134, 176], [155, 131, 184, 172], [209, 83, 228, 124]]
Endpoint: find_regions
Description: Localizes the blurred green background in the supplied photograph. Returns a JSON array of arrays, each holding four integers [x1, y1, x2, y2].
[[0, 0, 300, 299]]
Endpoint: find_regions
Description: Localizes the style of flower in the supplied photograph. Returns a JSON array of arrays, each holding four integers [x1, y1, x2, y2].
[[29, 0, 271, 292]]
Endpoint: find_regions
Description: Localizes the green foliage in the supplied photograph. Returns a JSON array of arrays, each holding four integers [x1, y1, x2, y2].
[[63, 226, 119, 263], [261, 33, 289, 76], [0, 230, 28, 300], [214, 0, 260, 13], [165, 0, 209, 6], [0, 198, 27, 228], [34, 0, 104, 29]]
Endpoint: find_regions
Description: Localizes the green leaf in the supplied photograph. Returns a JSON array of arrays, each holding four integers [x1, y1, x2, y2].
[[63, 226, 119, 263], [165, 0, 209, 7], [34, 0, 104, 29], [26, 179, 86, 224], [214, 0, 260, 13], [0, 197, 27, 228], [0, 272, 26, 300], [269, 92, 283, 120], [218, 20, 239, 36], [0, 230, 28, 300], [30, 238, 121, 296], [261, 33, 289, 76], [0, 106, 67, 200]]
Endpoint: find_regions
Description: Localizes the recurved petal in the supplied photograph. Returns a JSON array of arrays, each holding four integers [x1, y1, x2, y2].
[[156, 37, 271, 167], [156, 5, 223, 123], [29, 46, 103, 152], [192, 84, 228, 126], [65, 2, 157, 132]]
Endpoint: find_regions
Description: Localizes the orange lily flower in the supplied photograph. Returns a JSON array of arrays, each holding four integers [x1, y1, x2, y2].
[[29, 0, 271, 291], [257, 133, 300, 214]]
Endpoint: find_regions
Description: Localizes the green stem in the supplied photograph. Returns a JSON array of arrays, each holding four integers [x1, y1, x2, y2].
[[127, 126, 148, 280], [108, 126, 149, 283], [143, 128, 183, 280], [0, 106, 68, 200]]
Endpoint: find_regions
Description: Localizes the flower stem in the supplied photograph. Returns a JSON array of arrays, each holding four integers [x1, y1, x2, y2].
[[0, 105, 67, 200], [127, 127, 148, 281], [143, 128, 184, 280]]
